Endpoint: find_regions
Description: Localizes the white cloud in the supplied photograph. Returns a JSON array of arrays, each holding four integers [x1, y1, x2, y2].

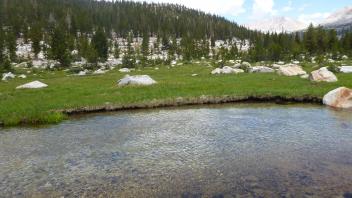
[[128, 0, 246, 16], [251, 0, 277, 19], [298, 12, 330, 25], [282, 1, 292, 12]]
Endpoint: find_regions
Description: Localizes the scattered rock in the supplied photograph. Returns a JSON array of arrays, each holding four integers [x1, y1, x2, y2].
[[118, 75, 157, 86], [310, 67, 338, 82], [249, 66, 275, 73], [191, 74, 198, 77], [300, 74, 309, 79], [119, 68, 131, 73], [211, 66, 244, 75], [277, 64, 307, 76], [15, 62, 28, 68], [2, 72, 16, 81], [342, 55, 349, 60], [16, 81, 48, 89], [340, 66, 352, 73], [77, 70, 88, 76], [233, 63, 241, 68], [242, 62, 251, 67], [323, 87, 352, 109], [18, 74, 27, 79], [93, 69, 107, 75]]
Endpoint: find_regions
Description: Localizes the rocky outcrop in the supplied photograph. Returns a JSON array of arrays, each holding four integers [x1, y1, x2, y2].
[[118, 75, 157, 86], [323, 87, 352, 109], [277, 64, 307, 76], [309, 67, 338, 82], [211, 66, 244, 75], [16, 81, 48, 89], [249, 66, 275, 73]]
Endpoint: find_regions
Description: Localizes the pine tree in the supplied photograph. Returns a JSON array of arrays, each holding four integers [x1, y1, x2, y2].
[[50, 26, 71, 67], [0, 28, 5, 64], [113, 42, 120, 59], [92, 28, 108, 61], [141, 32, 149, 66], [6, 29, 17, 62], [30, 24, 42, 58], [122, 32, 136, 68], [304, 24, 317, 55], [316, 26, 327, 55]]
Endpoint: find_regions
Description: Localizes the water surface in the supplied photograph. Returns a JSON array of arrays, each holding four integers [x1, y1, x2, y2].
[[1, 104, 352, 197]]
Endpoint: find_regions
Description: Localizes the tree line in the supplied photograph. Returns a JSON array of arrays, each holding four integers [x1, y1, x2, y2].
[[0, 0, 352, 72]]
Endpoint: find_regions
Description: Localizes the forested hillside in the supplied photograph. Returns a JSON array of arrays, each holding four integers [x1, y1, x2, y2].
[[0, 0, 255, 40], [0, 0, 351, 72]]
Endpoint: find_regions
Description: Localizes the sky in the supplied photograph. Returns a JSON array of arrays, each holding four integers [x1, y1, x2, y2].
[[122, 0, 351, 25]]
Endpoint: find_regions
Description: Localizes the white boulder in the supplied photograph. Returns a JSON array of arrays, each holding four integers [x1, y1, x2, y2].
[[340, 66, 352, 73], [211, 66, 244, 75], [18, 74, 27, 79], [2, 72, 16, 81], [277, 64, 307, 76], [93, 69, 107, 75], [249, 66, 275, 73], [300, 74, 309, 79], [119, 68, 131, 73], [310, 67, 338, 83], [241, 62, 251, 68], [16, 81, 48, 89], [118, 75, 157, 86], [77, 70, 88, 76], [16, 62, 28, 68], [323, 87, 352, 109], [342, 55, 348, 60]]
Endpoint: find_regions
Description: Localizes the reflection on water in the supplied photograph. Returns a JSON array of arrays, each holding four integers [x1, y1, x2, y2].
[[0, 104, 352, 197]]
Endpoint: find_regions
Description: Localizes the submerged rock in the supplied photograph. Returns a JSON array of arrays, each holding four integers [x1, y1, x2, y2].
[[249, 66, 274, 73], [277, 64, 307, 76], [211, 66, 244, 75], [323, 87, 352, 109], [340, 66, 352, 73], [310, 67, 338, 82], [118, 75, 157, 86], [16, 81, 48, 89], [2, 72, 16, 81]]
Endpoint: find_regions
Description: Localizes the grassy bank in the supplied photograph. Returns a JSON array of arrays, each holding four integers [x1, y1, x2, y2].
[[1, 64, 352, 126]]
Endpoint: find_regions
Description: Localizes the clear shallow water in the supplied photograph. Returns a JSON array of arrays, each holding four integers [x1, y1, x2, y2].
[[1, 104, 352, 198]]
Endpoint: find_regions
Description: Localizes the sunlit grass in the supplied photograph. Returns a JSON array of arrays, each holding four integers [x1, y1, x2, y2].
[[1, 63, 351, 126]]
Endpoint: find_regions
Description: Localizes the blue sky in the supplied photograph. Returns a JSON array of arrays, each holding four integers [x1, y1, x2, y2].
[[128, 0, 351, 25]]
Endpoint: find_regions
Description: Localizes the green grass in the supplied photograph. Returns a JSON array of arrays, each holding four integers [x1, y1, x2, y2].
[[1, 64, 352, 126]]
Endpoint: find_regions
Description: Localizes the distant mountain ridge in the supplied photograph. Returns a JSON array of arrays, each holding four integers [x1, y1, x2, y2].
[[322, 6, 352, 35], [245, 16, 308, 33]]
